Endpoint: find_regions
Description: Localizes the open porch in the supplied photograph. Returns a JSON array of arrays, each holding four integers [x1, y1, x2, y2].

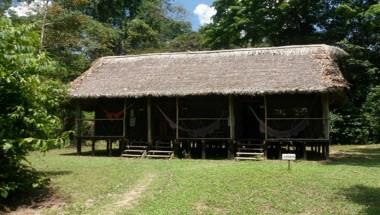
[[73, 93, 330, 160]]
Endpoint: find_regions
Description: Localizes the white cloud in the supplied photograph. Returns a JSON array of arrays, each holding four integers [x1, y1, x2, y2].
[[6, 0, 48, 17], [193, 4, 216, 26]]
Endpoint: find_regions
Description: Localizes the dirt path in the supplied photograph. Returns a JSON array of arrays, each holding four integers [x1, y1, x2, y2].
[[100, 174, 156, 215]]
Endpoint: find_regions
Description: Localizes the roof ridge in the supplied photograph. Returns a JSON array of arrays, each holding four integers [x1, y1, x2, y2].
[[100, 44, 337, 60]]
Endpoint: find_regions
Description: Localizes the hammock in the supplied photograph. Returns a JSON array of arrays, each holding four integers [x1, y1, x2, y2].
[[248, 106, 309, 138], [155, 105, 222, 138], [102, 102, 136, 119]]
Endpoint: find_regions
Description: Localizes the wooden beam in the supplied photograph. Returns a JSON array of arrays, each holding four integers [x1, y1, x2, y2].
[[147, 97, 152, 145], [322, 94, 330, 159], [322, 94, 330, 140], [108, 140, 112, 156], [201, 140, 206, 159], [228, 95, 235, 159], [264, 95, 268, 140], [176, 97, 179, 140], [91, 140, 95, 156], [74, 102, 82, 155], [228, 95, 235, 139], [123, 99, 126, 138]]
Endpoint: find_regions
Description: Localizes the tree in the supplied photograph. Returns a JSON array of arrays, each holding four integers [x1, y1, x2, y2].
[[203, 0, 326, 49], [0, 18, 68, 200], [203, 0, 380, 144]]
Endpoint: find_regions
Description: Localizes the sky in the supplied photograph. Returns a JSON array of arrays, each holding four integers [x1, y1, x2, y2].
[[7, 0, 216, 31], [172, 0, 215, 31]]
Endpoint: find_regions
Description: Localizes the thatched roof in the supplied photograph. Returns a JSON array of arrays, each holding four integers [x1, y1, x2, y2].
[[69, 44, 348, 98]]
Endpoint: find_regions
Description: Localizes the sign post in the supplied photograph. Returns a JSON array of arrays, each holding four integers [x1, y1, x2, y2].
[[282, 153, 296, 170]]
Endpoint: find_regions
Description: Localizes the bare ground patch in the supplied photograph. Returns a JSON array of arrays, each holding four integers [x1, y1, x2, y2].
[[194, 201, 225, 215], [0, 189, 66, 215], [100, 174, 156, 215]]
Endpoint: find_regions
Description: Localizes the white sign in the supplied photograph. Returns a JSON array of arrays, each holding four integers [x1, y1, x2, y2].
[[282, 153, 296, 161]]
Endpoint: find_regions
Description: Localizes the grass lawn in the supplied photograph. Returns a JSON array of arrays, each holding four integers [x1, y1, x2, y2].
[[21, 144, 380, 215]]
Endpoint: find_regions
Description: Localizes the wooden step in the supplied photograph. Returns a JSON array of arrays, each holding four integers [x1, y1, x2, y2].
[[236, 152, 264, 156], [146, 154, 172, 159], [154, 147, 172, 150], [235, 157, 263, 160], [148, 150, 173, 154], [239, 144, 264, 147], [121, 154, 144, 158], [124, 149, 146, 153], [238, 148, 264, 151], [127, 145, 147, 149]]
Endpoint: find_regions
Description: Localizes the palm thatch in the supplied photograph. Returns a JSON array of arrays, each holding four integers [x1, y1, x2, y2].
[[69, 44, 348, 98]]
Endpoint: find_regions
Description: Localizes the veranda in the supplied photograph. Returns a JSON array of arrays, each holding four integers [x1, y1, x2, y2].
[[73, 93, 330, 160]]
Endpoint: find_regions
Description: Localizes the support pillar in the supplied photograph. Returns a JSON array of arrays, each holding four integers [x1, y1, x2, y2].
[[74, 102, 82, 155], [264, 96, 268, 140], [175, 97, 179, 140], [228, 95, 235, 159], [303, 142, 307, 160], [91, 140, 95, 156], [123, 99, 126, 138], [322, 94, 330, 158], [147, 97, 152, 146], [201, 140, 206, 159], [108, 140, 112, 156], [263, 140, 267, 160], [119, 139, 125, 153]]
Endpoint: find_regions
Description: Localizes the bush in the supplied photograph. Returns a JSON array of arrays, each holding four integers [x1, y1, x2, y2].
[[364, 86, 380, 142], [0, 18, 68, 200]]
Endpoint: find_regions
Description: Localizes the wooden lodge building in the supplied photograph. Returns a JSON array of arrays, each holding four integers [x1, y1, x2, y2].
[[69, 44, 348, 160]]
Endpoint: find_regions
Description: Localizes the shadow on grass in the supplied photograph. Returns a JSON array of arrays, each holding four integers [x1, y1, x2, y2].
[[0, 186, 65, 213], [325, 146, 380, 167], [60, 149, 121, 157], [0, 170, 69, 213], [42, 170, 72, 177], [342, 185, 380, 215]]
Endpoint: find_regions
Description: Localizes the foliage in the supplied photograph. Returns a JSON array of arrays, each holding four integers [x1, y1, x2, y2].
[[0, 0, 197, 200], [167, 32, 206, 52], [123, 18, 159, 52], [40, 4, 119, 82], [0, 18, 69, 200], [203, 0, 380, 144], [364, 86, 380, 141]]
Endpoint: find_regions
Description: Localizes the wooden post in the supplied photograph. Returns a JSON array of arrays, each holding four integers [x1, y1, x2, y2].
[[326, 143, 330, 159], [264, 95, 268, 140], [264, 96, 269, 159], [123, 99, 126, 138], [228, 95, 235, 159], [263, 140, 267, 160], [108, 140, 112, 156], [322, 94, 330, 140], [322, 94, 330, 159], [176, 97, 179, 140], [119, 140, 125, 153], [91, 140, 95, 156], [228, 95, 235, 139], [74, 102, 82, 155], [201, 140, 206, 159], [303, 142, 307, 160], [147, 97, 152, 145]]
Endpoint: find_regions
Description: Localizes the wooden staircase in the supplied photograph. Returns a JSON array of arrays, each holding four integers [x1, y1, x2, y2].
[[146, 141, 174, 159], [235, 140, 265, 161], [121, 141, 148, 158]]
